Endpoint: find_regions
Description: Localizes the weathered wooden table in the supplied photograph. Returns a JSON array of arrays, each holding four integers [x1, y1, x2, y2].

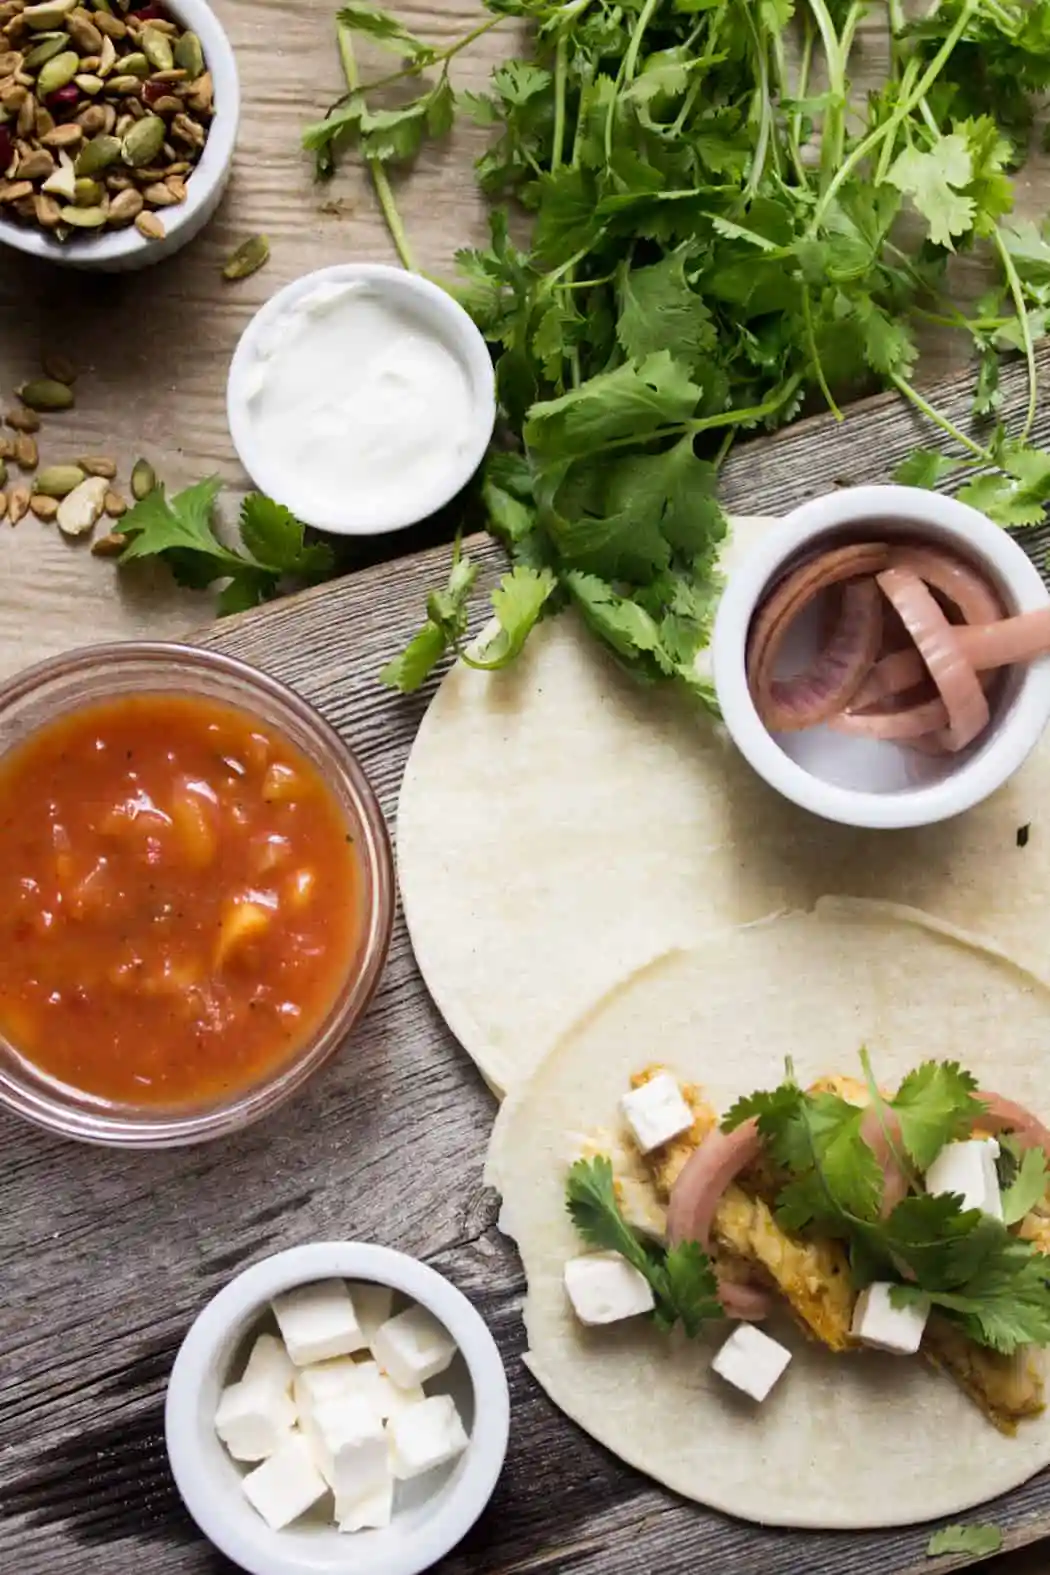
[[3, 2, 1050, 1572]]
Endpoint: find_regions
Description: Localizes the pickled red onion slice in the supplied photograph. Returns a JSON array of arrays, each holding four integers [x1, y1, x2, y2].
[[888, 546, 1005, 626], [747, 542, 890, 729], [975, 1092, 1050, 1164], [875, 567, 989, 753], [760, 579, 884, 732], [859, 1106, 909, 1216], [852, 608, 1050, 711], [667, 1120, 772, 1321]]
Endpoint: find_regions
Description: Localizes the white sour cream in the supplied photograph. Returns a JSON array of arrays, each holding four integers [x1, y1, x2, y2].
[[241, 281, 478, 531]]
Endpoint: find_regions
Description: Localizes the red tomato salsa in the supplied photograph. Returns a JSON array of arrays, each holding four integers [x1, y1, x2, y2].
[[0, 693, 361, 1106]]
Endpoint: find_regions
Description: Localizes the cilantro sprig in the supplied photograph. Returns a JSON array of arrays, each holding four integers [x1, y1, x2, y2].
[[307, 0, 1050, 696], [565, 1156, 722, 1336], [724, 1055, 1050, 1354], [116, 480, 335, 615], [926, 1522, 1003, 1558]]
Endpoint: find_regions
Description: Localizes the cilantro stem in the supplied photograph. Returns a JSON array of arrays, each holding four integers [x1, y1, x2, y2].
[[803, 287, 843, 420], [992, 227, 1038, 443], [890, 373, 994, 464], [809, 0, 979, 234], [623, 0, 659, 84], [334, 15, 503, 106], [551, 33, 569, 171], [336, 22, 417, 272]]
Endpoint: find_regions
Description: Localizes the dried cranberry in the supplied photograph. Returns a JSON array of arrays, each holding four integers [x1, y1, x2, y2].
[[142, 79, 166, 106], [0, 125, 13, 174], [130, 2, 167, 16], [46, 84, 80, 108]]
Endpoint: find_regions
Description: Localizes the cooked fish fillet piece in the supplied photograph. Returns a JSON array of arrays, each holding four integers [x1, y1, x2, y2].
[[923, 1317, 1045, 1435]]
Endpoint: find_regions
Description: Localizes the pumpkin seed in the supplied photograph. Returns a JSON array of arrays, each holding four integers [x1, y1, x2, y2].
[[8, 485, 30, 523], [42, 352, 78, 385], [19, 378, 75, 412], [92, 530, 126, 556], [114, 50, 147, 77], [140, 26, 172, 71], [34, 463, 86, 496], [73, 175, 103, 205], [40, 123, 83, 151], [107, 184, 141, 223], [75, 71, 104, 95], [36, 49, 80, 95], [34, 191, 62, 226], [16, 148, 55, 181], [77, 454, 117, 477], [22, 0, 76, 28], [58, 201, 107, 226], [172, 29, 202, 78], [134, 208, 163, 239], [74, 132, 120, 174], [103, 488, 125, 517], [22, 33, 69, 70], [121, 111, 163, 167], [13, 433, 39, 470], [66, 11, 102, 52], [30, 493, 59, 521], [5, 407, 40, 434], [130, 457, 155, 498], [223, 234, 270, 283]]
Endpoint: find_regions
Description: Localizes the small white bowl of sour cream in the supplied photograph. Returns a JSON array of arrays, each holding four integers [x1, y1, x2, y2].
[[226, 264, 497, 537], [165, 1241, 510, 1575], [712, 485, 1050, 830]]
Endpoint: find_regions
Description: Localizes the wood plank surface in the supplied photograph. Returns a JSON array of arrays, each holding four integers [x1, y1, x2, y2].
[[2, 0, 1050, 1572]]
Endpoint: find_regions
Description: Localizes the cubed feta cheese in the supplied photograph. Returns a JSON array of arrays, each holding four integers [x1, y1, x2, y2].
[[241, 1433, 328, 1530], [215, 1376, 296, 1461], [306, 1394, 388, 1498], [563, 1251, 655, 1326], [337, 1475, 394, 1533], [620, 1073, 695, 1154], [371, 1305, 457, 1389], [850, 1282, 929, 1355], [346, 1357, 425, 1419], [388, 1393, 469, 1480], [925, 1138, 1003, 1220], [348, 1281, 394, 1345], [272, 1279, 368, 1366], [711, 1324, 792, 1402], [293, 1357, 360, 1420], [242, 1332, 295, 1393]]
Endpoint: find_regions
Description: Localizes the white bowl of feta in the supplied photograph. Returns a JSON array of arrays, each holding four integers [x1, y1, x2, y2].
[[165, 1242, 510, 1575], [225, 263, 497, 537]]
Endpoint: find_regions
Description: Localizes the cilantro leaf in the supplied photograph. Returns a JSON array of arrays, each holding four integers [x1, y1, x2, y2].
[[465, 565, 557, 669], [616, 249, 717, 374], [238, 495, 335, 581], [524, 353, 702, 463], [886, 136, 975, 249], [380, 546, 478, 691], [1001, 1144, 1049, 1226], [926, 1524, 1003, 1558], [891, 1060, 983, 1169], [958, 444, 1050, 526], [893, 449, 962, 489], [565, 1156, 722, 1335]]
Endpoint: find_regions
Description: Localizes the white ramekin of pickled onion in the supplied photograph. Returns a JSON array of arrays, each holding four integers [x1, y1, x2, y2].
[[712, 485, 1050, 829]]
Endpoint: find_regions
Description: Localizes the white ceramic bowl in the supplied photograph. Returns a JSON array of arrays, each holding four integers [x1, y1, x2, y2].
[[166, 1242, 510, 1575], [0, 0, 239, 272], [226, 263, 497, 536], [712, 485, 1050, 829]]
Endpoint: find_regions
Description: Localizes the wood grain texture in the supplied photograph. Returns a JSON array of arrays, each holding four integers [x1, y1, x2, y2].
[[1, 1, 1050, 1572]]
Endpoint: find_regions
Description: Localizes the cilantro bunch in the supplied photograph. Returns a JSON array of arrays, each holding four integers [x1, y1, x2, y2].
[[306, 0, 1050, 698], [724, 1054, 1050, 1354], [566, 1155, 722, 1335]]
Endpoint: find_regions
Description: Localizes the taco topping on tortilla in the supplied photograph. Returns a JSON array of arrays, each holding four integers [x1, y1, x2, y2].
[[565, 1056, 1050, 1432]]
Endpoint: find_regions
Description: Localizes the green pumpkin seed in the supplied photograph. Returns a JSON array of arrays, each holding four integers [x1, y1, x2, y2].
[[19, 378, 75, 412], [22, 0, 75, 27], [36, 50, 79, 96], [140, 26, 173, 71], [172, 29, 203, 79], [58, 203, 108, 228], [73, 176, 103, 206], [22, 33, 69, 70], [223, 234, 271, 283], [75, 133, 121, 175], [121, 113, 164, 169], [34, 464, 86, 497], [130, 457, 156, 499], [116, 50, 149, 78]]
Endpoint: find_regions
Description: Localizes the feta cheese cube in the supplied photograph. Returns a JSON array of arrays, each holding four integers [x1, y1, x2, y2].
[[346, 1357, 425, 1419], [388, 1393, 469, 1480], [241, 1433, 328, 1530], [337, 1475, 394, 1533], [563, 1251, 655, 1326], [851, 1282, 929, 1355], [293, 1357, 360, 1420], [372, 1305, 457, 1389], [620, 1073, 695, 1154], [272, 1279, 368, 1366], [306, 1394, 388, 1498], [711, 1324, 791, 1402], [215, 1376, 296, 1461], [925, 1138, 1003, 1220], [349, 1281, 394, 1345], [242, 1333, 295, 1393]]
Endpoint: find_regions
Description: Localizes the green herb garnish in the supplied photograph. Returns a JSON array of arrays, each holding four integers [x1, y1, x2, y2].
[[116, 481, 335, 615], [724, 1054, 1050, 1353], [309, 0, 1050, 695], [566, 1155, 722, 1336], [926, 1522, 1003, 1557]]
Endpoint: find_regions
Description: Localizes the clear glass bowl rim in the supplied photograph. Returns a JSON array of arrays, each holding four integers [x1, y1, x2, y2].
[[0, 641, 395, 1149]]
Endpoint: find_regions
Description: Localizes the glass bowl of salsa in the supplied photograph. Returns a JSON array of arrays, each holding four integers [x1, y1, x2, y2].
[[0, 643, 394, 1147]]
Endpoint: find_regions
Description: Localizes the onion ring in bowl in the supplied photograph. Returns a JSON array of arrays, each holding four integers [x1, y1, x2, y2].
[[888, 546, 1005, 626], [667, 1120, 772, 1320], [875, 567, 989, 752], [747, 543, 890, 730], [847, 608, 1050, 712]]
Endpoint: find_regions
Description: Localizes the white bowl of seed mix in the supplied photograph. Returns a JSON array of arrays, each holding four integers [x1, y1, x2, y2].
[[0, 0, 239, 271]]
